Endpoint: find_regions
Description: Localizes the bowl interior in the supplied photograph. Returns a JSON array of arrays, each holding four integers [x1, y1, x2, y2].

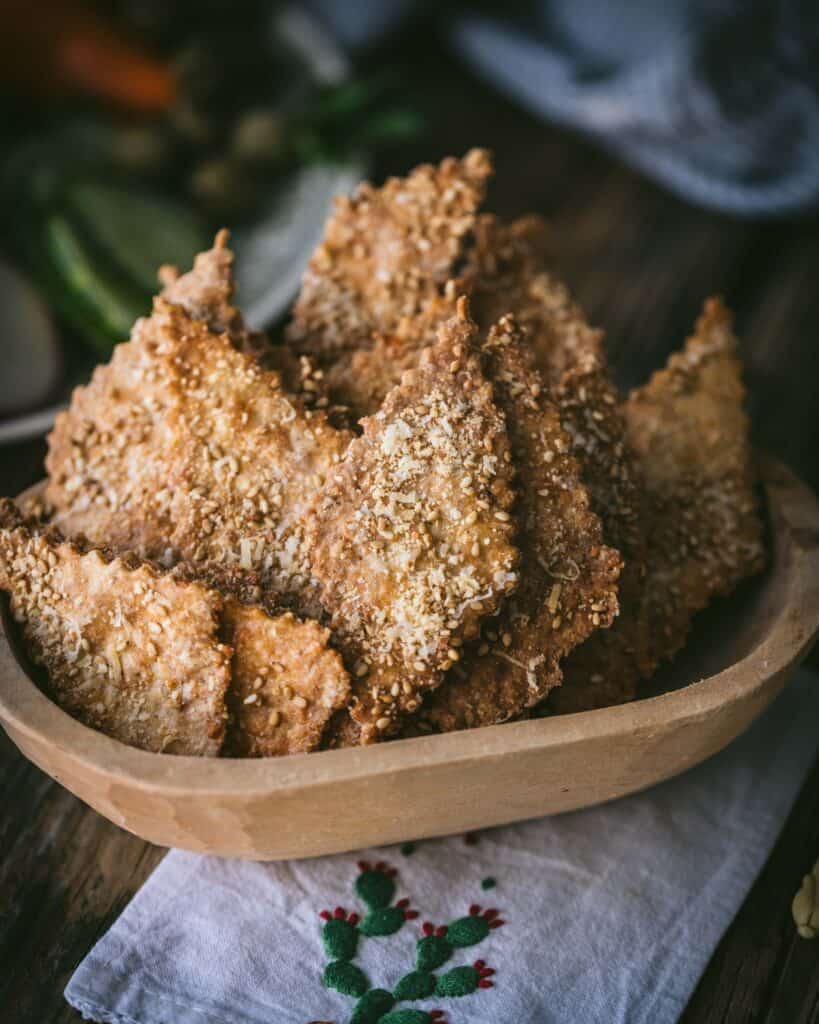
[[1, 459, 817, 857], [0, 479, 778, 737]]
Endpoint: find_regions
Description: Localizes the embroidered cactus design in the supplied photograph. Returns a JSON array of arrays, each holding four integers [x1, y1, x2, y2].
[[319, 862, 503, 1024], [324, 960, 369, 998], [321, 909, 361, 960], [354, 860, 420, 937], [349, 989, 396, 1024]]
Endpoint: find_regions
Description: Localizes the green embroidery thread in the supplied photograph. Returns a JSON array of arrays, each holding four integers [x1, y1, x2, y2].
[[322, 913, 361, 960], [324, 960, 369, 998], [446, 911, 490, 947], [349, 988, 395, 1024], [379, 1012, 437, 1024], [318, 862, 502, 1024], [435, 965, 482, 998], [392, 971, 436, 1001], [415, 934, 452, 972], [355, 863, 397, 909]]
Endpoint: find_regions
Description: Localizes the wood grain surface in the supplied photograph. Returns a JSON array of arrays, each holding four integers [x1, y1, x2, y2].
[[0, 29, 818, 1024]]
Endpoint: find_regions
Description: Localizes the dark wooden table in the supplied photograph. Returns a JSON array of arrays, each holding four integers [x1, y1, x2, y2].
[[1, 31, 818, 1024]]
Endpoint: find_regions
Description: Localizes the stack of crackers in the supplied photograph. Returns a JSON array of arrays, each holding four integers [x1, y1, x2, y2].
[[0, 151, 765, 756]]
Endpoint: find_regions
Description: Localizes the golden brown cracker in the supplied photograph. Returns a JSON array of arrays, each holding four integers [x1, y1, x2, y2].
[[463, 214, 602, 384], [307, 301, 519, 743], [159, 229, 267, 358], [287, 149, 492, 359], [45, 298, 352, 610], [622, 298, 765, 671], [222, 601, 350, 757], [417, 316, 621, 732], [160, 230, 330, 407], [549, 351, 648, 713], [0, 500, 230, 755]]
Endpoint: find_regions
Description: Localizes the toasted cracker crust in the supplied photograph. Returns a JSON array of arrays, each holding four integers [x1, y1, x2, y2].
[[417, 316, 621, 732], [321, 290, 461, 422], [287, 149, 492, 360], [621, 298, 765, 671], [45, 299, 352, 611], [160, 230, 335, 410], [411, 243, 647, 718], [307, 301, 519, 744], [221, 600, 350, 757], [548, 352, 648, 713], [23, 160, 767, 752], [303, 211, 605, 425], [463, 226, 649, 715], [0, 500, 230, 755], [308, 214, 552, 421], [159, 229, 267, 356], [293, 179, 648, 717], [463, 214, 602, 384], [323, 334, 423, 423]]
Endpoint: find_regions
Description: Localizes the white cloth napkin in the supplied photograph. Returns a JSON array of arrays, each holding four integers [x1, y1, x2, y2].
[[66, 670, 818, 1024]]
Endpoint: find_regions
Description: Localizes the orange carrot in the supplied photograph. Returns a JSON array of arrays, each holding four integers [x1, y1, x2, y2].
[[0, 0, 175, 113]]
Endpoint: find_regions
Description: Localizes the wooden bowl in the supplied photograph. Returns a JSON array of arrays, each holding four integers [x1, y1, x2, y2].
[[1, 459, 818, 860]]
